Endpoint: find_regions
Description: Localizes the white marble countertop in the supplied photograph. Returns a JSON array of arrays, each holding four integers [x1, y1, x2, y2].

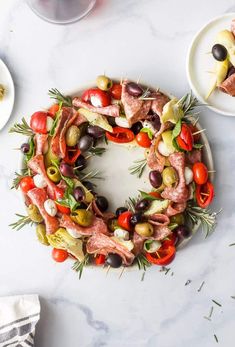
[[0, 1, 235, 346]]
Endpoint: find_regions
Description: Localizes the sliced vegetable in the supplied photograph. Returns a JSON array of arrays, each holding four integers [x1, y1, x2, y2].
[[82, 88, 111, 107], [78, 108, 113, 132], [136, 132, 151, 148], [64, 147, 81, 165], [48, 104, 60, 117], [161, 98, 184, 124], [176, 123, 193, 151], [95, 254, 106, 265], [117, 211, 132, 231], [144, 199, 169, 216], [196, 181, 214, 208], [52, 248, 69, 262], [36, 224, 49, 246], [20, 176, 35, 194], [144, 240, 161, 253], [106, 127, 135, 143], [47, 166, 61, 183], [145, 244, 176, 266], [192, 162, 208, 185], [30, 111, 53, 134]]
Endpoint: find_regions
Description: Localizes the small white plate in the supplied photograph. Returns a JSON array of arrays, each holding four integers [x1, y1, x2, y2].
[[0, 59, 15, 130], [187, 13, 235, 117]]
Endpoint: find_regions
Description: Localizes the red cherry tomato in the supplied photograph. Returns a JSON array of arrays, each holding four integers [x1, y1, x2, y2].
[[30, 111, 50, 134], [52, 248, 69, 263], [145, 244, 176, 266], [82, 88, 111, 107], [54, 188, 71, 214], [56, 203, 71, 214], [106, 127, 135, 143], [110, 83, 122, 100], [118, 211, 132, 231], [48, 104, 60, 118], [196, 181, 214, 208], [192, 162, 208, 185], [176, 123, 193, 151], [95, 254, 106, 265], [19, 176, 35, 194], [136, 132, 151, 148]]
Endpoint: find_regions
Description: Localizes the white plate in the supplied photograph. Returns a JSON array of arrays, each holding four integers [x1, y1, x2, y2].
[[0, 59, 15, 130], [187, 13, 235, 117]]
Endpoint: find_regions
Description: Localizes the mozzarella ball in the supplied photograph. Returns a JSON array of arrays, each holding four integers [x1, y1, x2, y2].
[[114, 228, 129, 240], [46, 116, 54, 132], [33, 174, 47, 188], [158, 140, 174, 157], [184, 167, 194, 185], [115, 117, 131, 128], [44, 199, 57, 217]]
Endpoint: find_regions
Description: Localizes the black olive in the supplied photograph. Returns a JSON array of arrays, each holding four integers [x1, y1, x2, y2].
[[75, 155, 86, 171], [82, 181, 95, 192], [116, 207, 128, 217], [73, 187, 85, 201], [87, 125, 105, 139], [149, 170, 162, 188], [79, 202, 88, 209], [147, 113, 161, 131], [106, 253, 122, 268], [21, 143, 30, 154], [135, 199, 150, 211], [227, 66, 235, 78], [175, 225, 191, 240], [126, 82, 143, 97], [78, 135, 94, 152], [107, 116, 116, 127], [131, 122, 143, 135], [60, 162, 74, 177], [96, 196, 109, 212], [130, 212, 142, 226], [212, 44, 227, 62]]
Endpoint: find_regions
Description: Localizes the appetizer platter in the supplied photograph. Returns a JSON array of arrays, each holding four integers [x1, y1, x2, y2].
[[10, 76, 218, 277], [187, 13, 235, 116], [0, 58, 15, 130]]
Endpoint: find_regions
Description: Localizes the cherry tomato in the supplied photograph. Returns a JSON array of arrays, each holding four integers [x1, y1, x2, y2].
[[188, 123, 201, 142], [30, 111, 51, 134], [110, 83, 122, 100], [52, 248, 69, 263], [64, 147, 81, 165], [19, 176, 35, 194], [196, 181, 214, 208], [192, 162, 208, 185], [95, 254, 106, 265], [176, 123, 193, 151], [54, 188, 71, 214], [163, 233, 177, 247], [136, 132, 151, 148], [56, 203, 71, 214], [145, 244, 176, 266], [48, 104, 60, 117], [82, 88, 111, 107], [106, 127, 135, 143], [117, 211, 132, 231]]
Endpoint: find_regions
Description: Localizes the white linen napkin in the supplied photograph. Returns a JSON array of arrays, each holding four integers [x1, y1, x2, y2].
[[0, 294, 40, 347]]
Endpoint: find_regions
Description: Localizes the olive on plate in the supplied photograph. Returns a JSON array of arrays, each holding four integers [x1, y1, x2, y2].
[[75, 155, 86, 171], [87, 125, 105, 139], [131, 121, 143, 135], [135, 199, 150, 212], [212, 44, 227, 61], [71, 209, 93, 227], [135, 222, 153, 237], [65, 125, 80, 147], [106, 253, 122, 268], [27, 204, 43, 223], [130, 212, 142, 226], [175, 225, 191, 239], [21, 143, 30, 154], [126, 82, 143, 97], [78, 135, 94, 152], [162, 167, 178, 187], [73, 186, 85, 202], [96, 196, 109, 212], [47, 166, 61, 183], [60, 162, 74, 177], [96, 75, 113, 91], [149, 170, 163, 188], [116, 207, 128, 217]]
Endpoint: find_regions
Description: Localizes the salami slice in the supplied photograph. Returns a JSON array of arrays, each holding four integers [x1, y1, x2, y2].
[[72, 98, 120, 117], [60, 214, 109, 236], [148, 213, 170, 226], [86, 233, 135, 265], [161, 152, 189, 203], [147, 137, 165, 172], [34, 134, 48, 155], [219, 73, 235, 96], [166, 201, 187, 217], [185, 149, 202, 165], [27, 188, 59, 234], [151, 91, 170, 116]]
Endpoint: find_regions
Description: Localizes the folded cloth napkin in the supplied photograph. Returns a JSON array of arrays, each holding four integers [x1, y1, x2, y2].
[[0, 294, 40, 347]]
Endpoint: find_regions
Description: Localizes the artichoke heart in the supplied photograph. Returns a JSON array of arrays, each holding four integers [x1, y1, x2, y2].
[[161, 98, 184, 124], [78, 108, 113, 132], [111, 237, 134, 251], [216, 30, 235, 66], [206, 58, 229, 99]]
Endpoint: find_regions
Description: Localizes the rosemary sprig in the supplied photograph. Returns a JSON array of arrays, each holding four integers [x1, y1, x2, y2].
[[9, 117, 33, 136], [79, 169, 103, 182], [48, 88, 72, 107], [185, 203, 221, 238], [138, 88, 156, 101], [11, 169, 31, 189], [125, 196, 139, 213], [214, 334, 218, 343], [72, 254, 90, 279], [88, 147, 106, 157], [212, 299, 222, 307], [9, 214, 34, 231], [129, 158, 147, 178], [178, 91, 199, 116], [136, 254, 151, 271]]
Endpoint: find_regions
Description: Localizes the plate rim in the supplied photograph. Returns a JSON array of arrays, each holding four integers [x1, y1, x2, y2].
[[0, 58, 15, 130]]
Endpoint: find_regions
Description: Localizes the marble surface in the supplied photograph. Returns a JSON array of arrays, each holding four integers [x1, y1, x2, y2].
[[0, 0, 235, 346]]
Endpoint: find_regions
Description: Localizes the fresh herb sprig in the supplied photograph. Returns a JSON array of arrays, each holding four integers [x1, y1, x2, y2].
[[11, 169, 31, 190], [136, 254, 151, 271], [178, 92, 199, 116], [78, 169, 103, 182], [125, 196, 139, 213], [88, 147, 106, 157], [129, 158, 147, 178], [48, 88, 72, 107], [56, 187, 80, 212], [9, 214, 34, 231], [72, 254, 90, 279], [9, 118, 33, 136]]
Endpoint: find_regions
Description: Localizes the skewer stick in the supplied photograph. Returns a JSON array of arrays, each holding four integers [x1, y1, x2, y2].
[[118, 267, 125, 279], [208, 170, 216, 173], [193, 117, 199, 126], [106, 265, 111, 277], [136, 73, 142, 84], [192, 129, 206, 135]]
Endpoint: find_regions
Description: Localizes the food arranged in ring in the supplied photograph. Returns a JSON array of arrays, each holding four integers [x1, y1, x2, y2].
[[207, 18, 235, 98], [10, 75, 218, 277]]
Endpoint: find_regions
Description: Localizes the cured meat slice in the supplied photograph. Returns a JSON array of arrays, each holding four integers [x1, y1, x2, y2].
[[185, 149, 202, 165], [86, 233, 135, 265], [151, 91, 170, 116], [60, 214, 109, 236], [73, 113, 87, 126], [28, 154, 58, 198], [148, 213, 170, 226], [27, 188, 59, 234], [219, 73, 235, 96], [34, 134, 48, 155], [121, 80, 151, 125], [133, 232, 145, 256], [147, 137, 165, 172], [72, 98, 120, 117], [51, 107, 77, 158], [161, 152, 189, 203], [166, 201, 187, 217], [91, 200, 115, 221]]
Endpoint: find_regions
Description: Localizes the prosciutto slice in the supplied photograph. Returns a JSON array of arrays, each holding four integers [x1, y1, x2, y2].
[[121, 80, 152, 125], [86, 233, 135, 266], [147, 137, 165, 172], [185, 149, 202, 165], [72, 98, 120, 117], [166, 201, 187, 217], [34, 134, 48, 155], [161, 152, 189, 203], [151, 91, 170, 116], [219, 73, 235, 96], [60, 214, 109, 236], [27, 188, 59, 234], [148, 213, 170, 226], [51, 107, 77, 158], [28, 154, 58, 198]]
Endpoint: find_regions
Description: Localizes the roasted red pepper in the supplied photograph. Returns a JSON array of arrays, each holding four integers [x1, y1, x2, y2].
[[176, 123, 193, 151], [145, 244, 176, 266], [106, 127, 135, 143], [95, 254, 106, 265], [64, 147, 81, 165], [82, 88, 111, 107], [110, 83, 122, 100], [196, 181, 214, 208]]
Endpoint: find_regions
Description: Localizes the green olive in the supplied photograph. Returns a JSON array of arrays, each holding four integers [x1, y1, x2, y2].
[[162, 167, 178, 187], [27, 204, 43, 223], [71, 209, 93, 227], [47, 166, 61, 183], [65, 125, 81, 147], [96, 75, 113, 91], [135, 222, 154, 237], [36, 224, 49, 246], [108, 218, 119, 232], [170, 213, 185, 225]]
